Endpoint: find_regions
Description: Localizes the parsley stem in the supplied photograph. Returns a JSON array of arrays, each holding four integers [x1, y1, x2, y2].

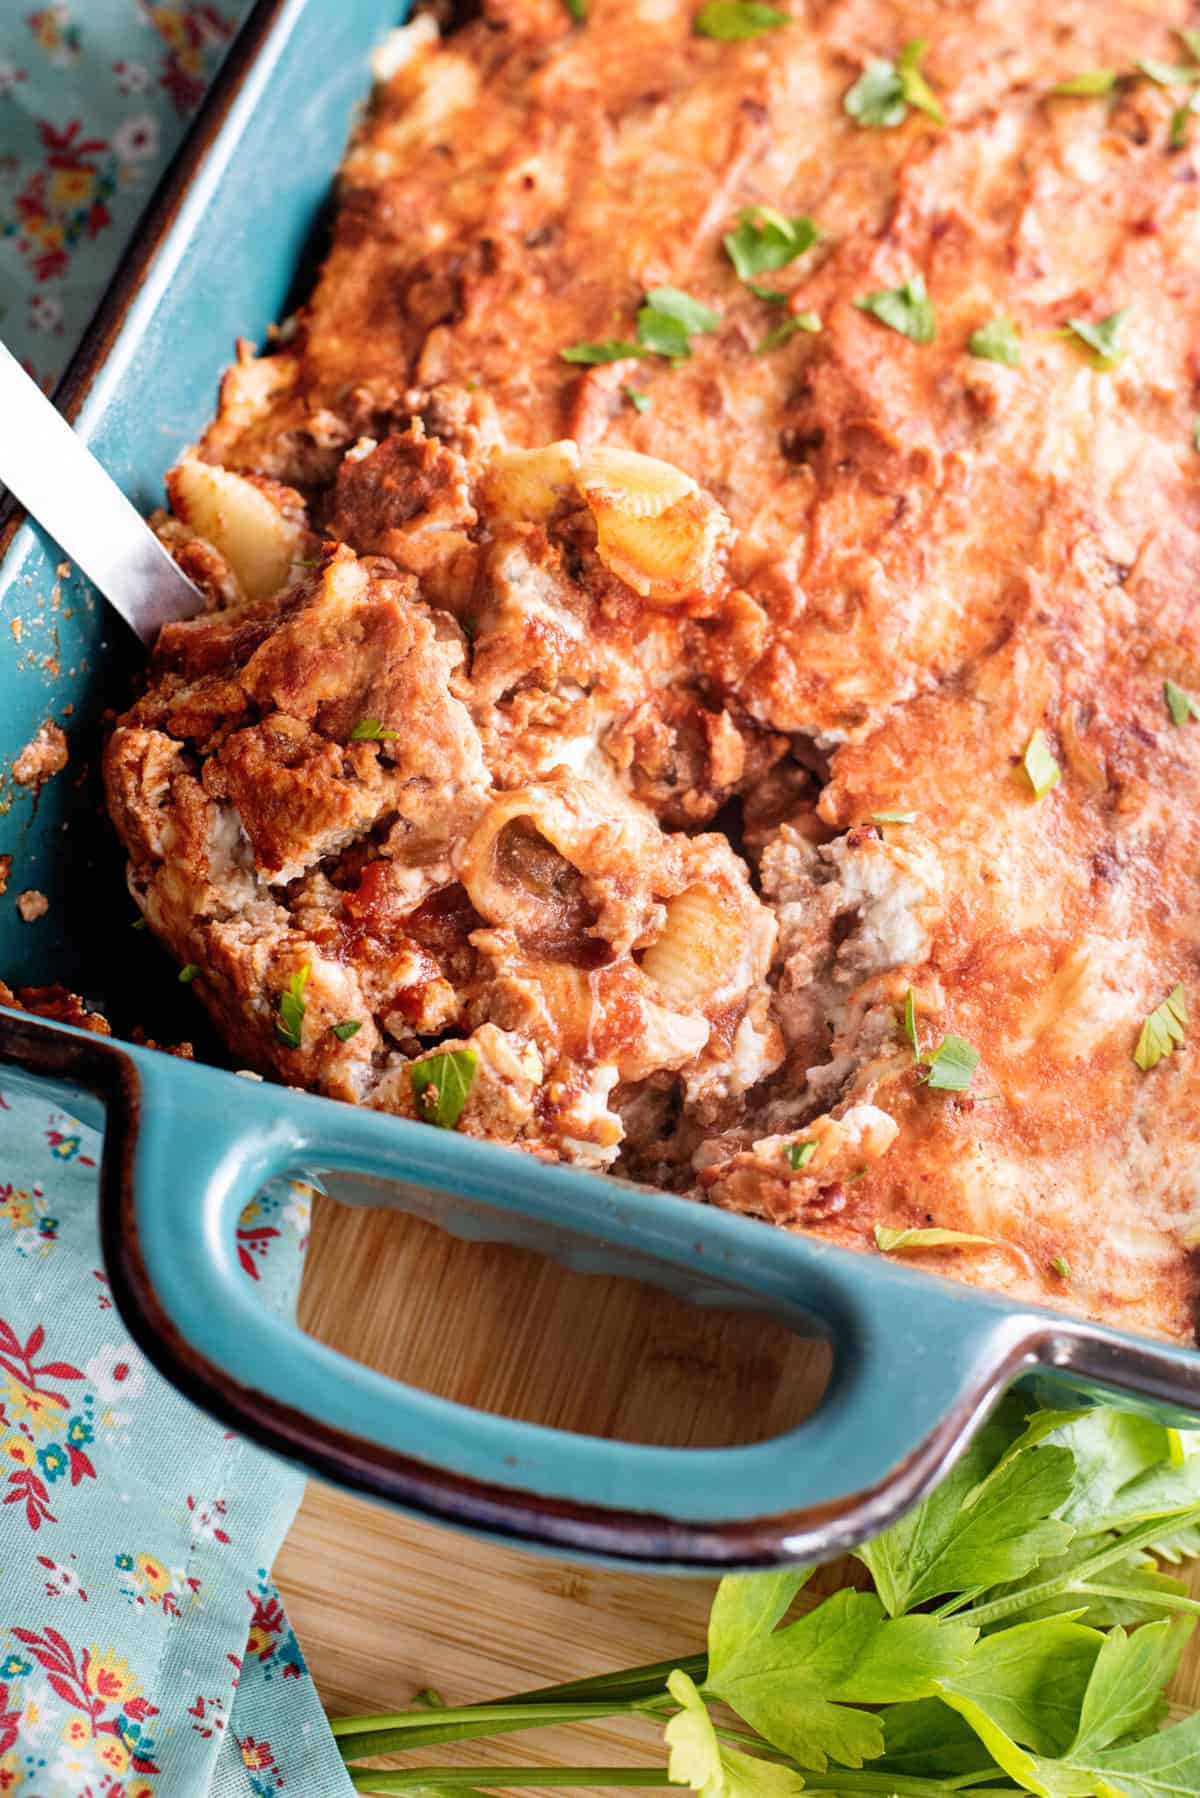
[[335, 1703, 645, 1761], [1077, 1580, 1200, 1614], [928, 1583, 988, 1619], [347, 1769, 674, 1792], [955, 1503, 1200, 1626], [515, 1654, 706, 1704]]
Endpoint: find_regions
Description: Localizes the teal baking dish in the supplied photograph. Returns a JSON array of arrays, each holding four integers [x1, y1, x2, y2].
[[1, 0, 1197, 1572]]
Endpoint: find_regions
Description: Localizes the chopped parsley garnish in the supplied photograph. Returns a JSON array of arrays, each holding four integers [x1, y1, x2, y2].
[[1194, 414, 1200, 450], [923, 1033, 980, 1092], [1023, 728, 1061, 798], [756, 312, 821, 353], [894, 38, 944, 124], [1065, 307, 1129, 368], [1052, 69, 1119, 96], [178, 963, 200, 984], [351, 718, 399, 741], [331, 1020, 363, 1042], [1133, 983, 1188, 1071], [1170, 98, 1199, 148], [724, 208, 819, 283], [563, 0, 586, 18], [275, 964, 310, 1051], [1184, 27, 1200, 59], [854, 273, 935, 343], [637, 287, 721, 361], [902, 985, 920, 1058], [624, 386, 652, 414], [1138, 58, 1198, 86], [410, 1047, 478, 1130], [695, 0, 789, 39], [844, 39, 943, 129], [1052, 1254, 1071, 1279], [783, 1140, 817, 1170], [131, 917, 147, 931], [872, 809, 917, 824], [874, 1224, 995, 1253], [560, 339, 642, 365], [968, 316, 1021, 367], [1166, 677, 1200, 725]]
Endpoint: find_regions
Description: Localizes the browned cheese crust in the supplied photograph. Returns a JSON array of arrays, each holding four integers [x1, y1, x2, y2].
[[105, 0, 1200, 1342]]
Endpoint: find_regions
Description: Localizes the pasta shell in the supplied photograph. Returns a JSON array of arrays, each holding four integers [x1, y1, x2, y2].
[[588, 490, 732, 605], [485, 440, 581, 522], [640, 884, 741, 1005], [167, 460, 304, 603], [578, 445, 697, 519]]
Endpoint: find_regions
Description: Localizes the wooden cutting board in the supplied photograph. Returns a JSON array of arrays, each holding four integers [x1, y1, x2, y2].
[[273, 1191, 1200, 1783]]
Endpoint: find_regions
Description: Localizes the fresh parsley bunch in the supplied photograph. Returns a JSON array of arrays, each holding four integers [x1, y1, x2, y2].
[[333, 1398, 1200, 1798]]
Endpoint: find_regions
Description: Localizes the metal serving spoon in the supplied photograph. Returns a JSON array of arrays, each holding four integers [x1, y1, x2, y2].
[[0, 338, 203, 644]]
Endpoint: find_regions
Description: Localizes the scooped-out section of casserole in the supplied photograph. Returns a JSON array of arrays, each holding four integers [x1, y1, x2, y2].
[[104, 0, 1200, 1343]]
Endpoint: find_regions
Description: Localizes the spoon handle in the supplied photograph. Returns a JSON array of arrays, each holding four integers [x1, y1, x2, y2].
[[0, 339, 201, 646]]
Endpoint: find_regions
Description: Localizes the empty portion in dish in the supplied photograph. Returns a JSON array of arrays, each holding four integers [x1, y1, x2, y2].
[[105, 0, 1200, 1343]]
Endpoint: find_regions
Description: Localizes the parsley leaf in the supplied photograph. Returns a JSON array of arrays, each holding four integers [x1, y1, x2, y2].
[[665, 1671, 805, 1798], [624, 386, 652, 414], [410, 1047, 478, 1129], [644, 286, 721, 334], [564, 0, 586, 18], [874, 1225, 997, 1255], [938, 1616, 1105, 1757], [1138, 58, 1199, 86], [872, 809, 917, 823], [845, 58, 907, 127], [845, 42, 942, 129], [1023, 728, 1061, 798], [902, 986, 920, 1058], [275, 963, 310, 1050], [1065, 306, 1129, 367], [923, 1034, 979, 1091], [856, 1431, 1075, 1615], [708, 1571, 812, 1674], [724, 208, 820, 282], [1170, 99, 1198, 149], [896, 38, 945, 125], [756, 312, 820, 352], [968, 316, 1021, 366], [703, 1588, 977, 1770], [560, 339, 643, 365], [1133, 983, 1188, 1072], [783, 1140, 817, 1170], [351, 718, 399, 741], [1165, 676, 1200, 724], [636, 288, 721, 361], [1053, 1254, 1071, 1279], [1052, 69, 1119, 96], [695, 1, 790, 40], [331, 1019, 363, 1042], [178, 962, 200, 984], [854, 273, 936, 343], [1068, 1618, 1191, 1756]]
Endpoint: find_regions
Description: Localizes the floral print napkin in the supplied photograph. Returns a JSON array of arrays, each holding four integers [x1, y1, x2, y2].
[[1, 2, 257, 391], [0, 1079, 356, 1798]]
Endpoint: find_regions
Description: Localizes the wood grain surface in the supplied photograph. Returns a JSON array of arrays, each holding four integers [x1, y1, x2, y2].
[[273, 1191, 1200, 1787]]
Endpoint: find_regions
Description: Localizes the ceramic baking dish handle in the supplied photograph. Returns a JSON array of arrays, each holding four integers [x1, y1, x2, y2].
[[4, 1011, 1197, 1568]]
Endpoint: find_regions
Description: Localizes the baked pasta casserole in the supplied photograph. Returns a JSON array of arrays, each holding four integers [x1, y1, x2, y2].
[[104, 0, 1200, 1343]]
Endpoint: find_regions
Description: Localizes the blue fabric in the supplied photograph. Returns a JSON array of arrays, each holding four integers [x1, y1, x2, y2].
[[0, 1, 257, 393], [0, 1080, 356, 1798]]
